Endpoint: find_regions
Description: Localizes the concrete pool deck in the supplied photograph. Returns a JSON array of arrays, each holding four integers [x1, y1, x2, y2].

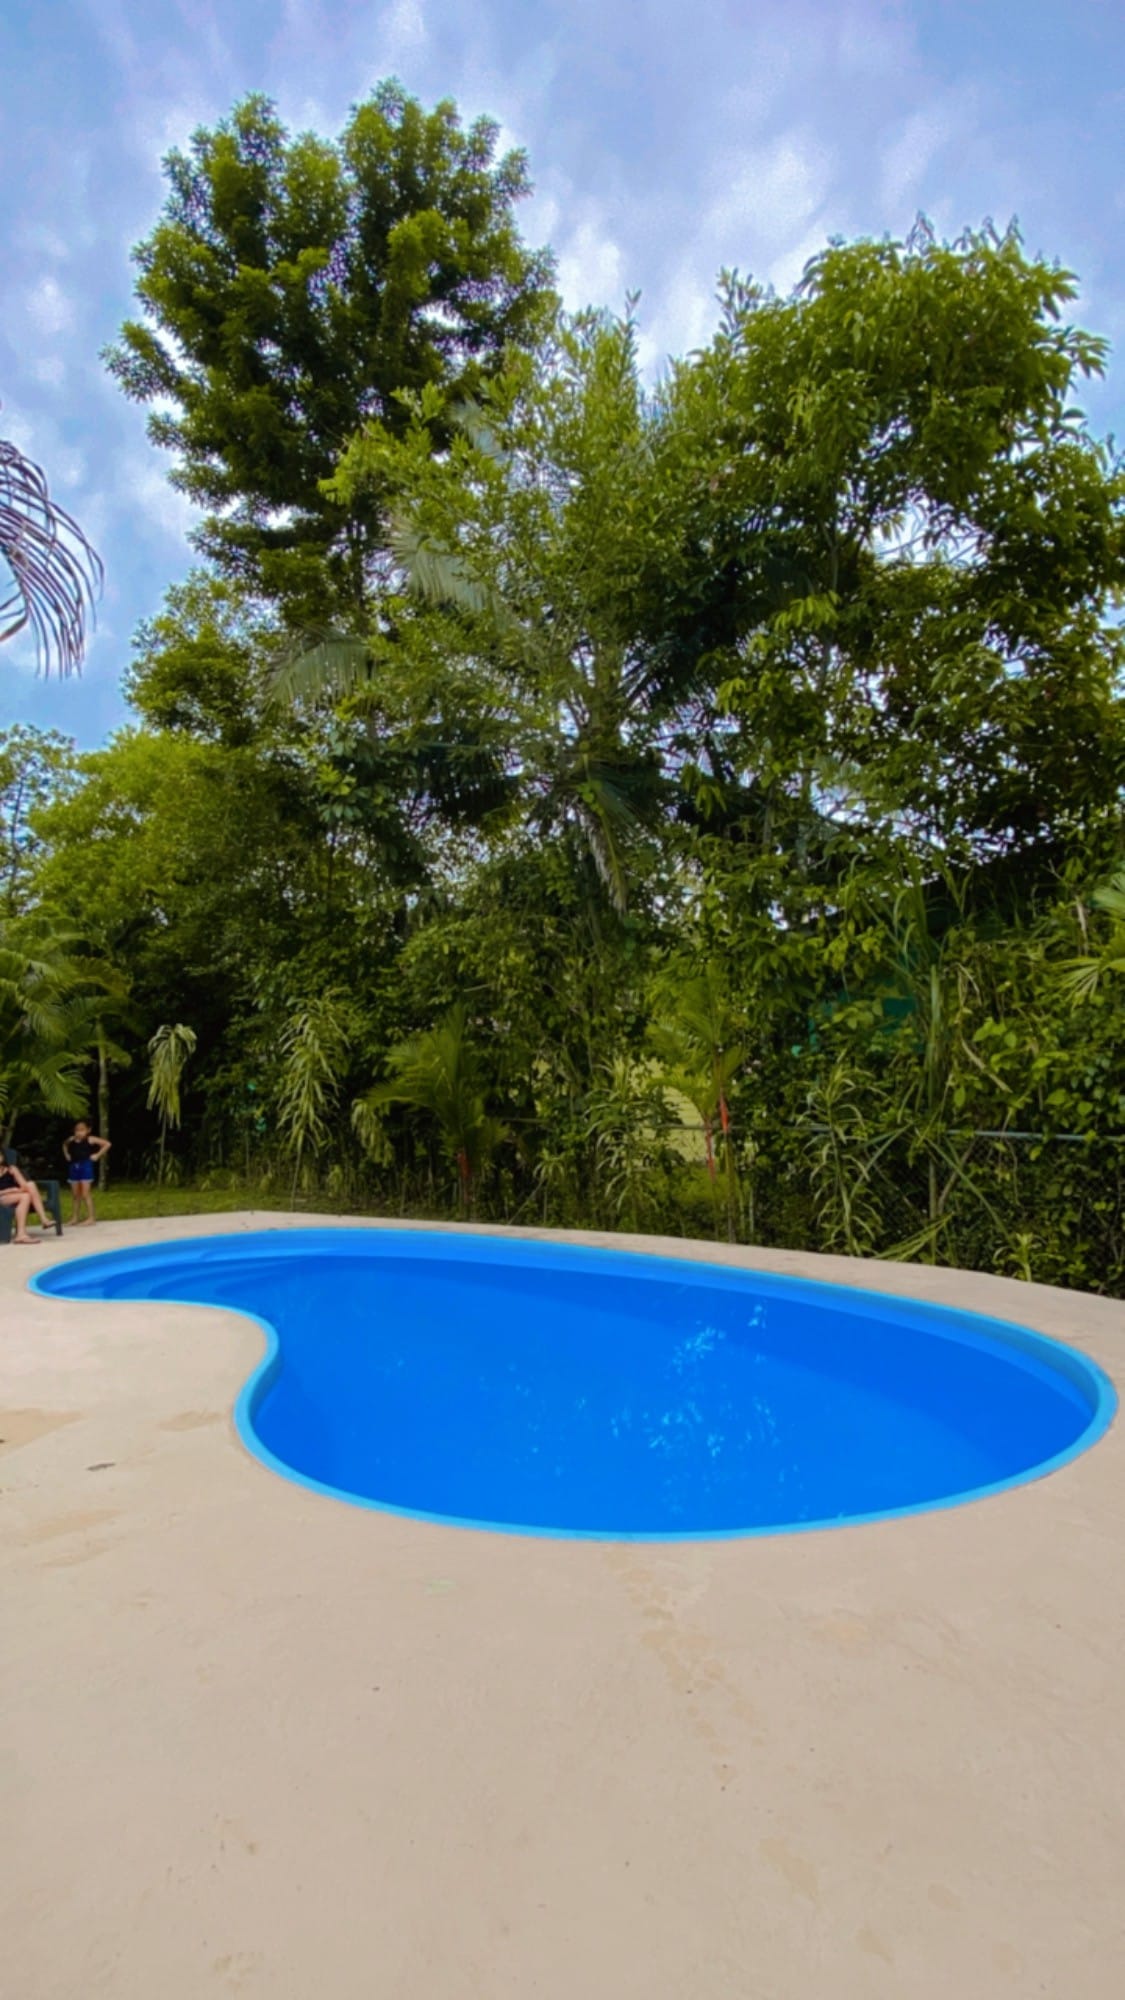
[[2, 1214, 1124, 1999]]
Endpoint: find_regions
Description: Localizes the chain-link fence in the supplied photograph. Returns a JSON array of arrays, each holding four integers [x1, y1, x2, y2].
[[19, 1114, 1122, 1297]]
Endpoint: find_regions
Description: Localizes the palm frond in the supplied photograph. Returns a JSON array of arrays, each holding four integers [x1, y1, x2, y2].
[[390, 516, 502, 620], [146, 1023, 197, 1128], [1058, 871, 1125, 1002], [1091, 872, 1125, 927], [448, 398, 509, 466], [350, 1091, 392, 1166], [270, 632, 375, 706], [1058, 953, 1125, 1003], [276, 997, 350, 1159], [0, 424, 103, 676], [573, 791, 630, 915]]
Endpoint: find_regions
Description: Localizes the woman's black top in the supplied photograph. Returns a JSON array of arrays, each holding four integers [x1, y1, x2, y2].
[[67, 1137, 93, 1163], [0, 1170, 18, 1193]]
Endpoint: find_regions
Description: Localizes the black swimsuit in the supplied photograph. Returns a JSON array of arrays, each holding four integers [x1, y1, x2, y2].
[[0, 1170, 19, 1194]]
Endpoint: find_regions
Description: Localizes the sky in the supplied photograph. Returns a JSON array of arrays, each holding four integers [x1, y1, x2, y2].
[[2, 0, 1123, 749]]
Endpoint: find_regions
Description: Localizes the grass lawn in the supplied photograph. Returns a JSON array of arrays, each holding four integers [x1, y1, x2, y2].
[[83, 1182, 299, 1224]]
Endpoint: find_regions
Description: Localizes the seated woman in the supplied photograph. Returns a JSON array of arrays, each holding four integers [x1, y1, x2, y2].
[[0, 1158, 51, 1244]]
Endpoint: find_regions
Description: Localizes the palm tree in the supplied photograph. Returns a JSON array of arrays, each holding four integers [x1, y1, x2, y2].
[[650, 961, 746, 1238], [0, 416, 103, 676], [353, 1004, 506, 1214], [273, 318, 681, 916], [0, 916, 124, 1141], [146, 1023, 197, 1183], [275, 994, 351, 1198], [1059, 872, 1125, 1002]]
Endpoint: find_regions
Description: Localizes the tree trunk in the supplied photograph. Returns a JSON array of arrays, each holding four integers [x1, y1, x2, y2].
[[97, 1027, 111, 1191]]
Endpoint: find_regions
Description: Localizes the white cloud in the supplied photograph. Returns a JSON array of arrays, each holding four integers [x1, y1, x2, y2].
[[1, 634, 40, 682], [73, 487, 111, 560], [0, 408, 39, 460], [555, 213, 627, 313], [291, 95, 333, 137], [836, 3, 915, 77], [77, 0, 141, 73], [706, 131, 835, 255], [766, 223, 831, 296], [123, 454, 200, 548], [31, 357, 67, 391], [637, 266, 717, 374], [381, 0, 428, 58], [25, 276, 75, 339], [51, 447, 87, 493], [130, 92, 215, 167], [879, 94, 976, 216], [280, 0, 322, 37], [15, 223, 72, 263], [172, 0, 234, 82]]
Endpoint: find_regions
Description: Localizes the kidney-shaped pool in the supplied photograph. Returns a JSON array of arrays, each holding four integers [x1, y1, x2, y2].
[[33, 1229, 1116, 1540]]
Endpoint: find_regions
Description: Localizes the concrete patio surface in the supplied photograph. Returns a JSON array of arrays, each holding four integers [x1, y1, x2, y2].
[[2, 1212, 1124, 1999]]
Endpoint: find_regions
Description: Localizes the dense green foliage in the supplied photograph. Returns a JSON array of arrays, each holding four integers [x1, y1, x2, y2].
[[7, 90, 1125, 1291], [104, 85, 555, 629]]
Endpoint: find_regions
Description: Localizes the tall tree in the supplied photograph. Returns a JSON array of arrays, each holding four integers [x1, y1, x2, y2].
[[302, 309, 703, 910], [672, 221, 1125, 872], [0, 726, 77, 915], [105, 84, 555, 630]]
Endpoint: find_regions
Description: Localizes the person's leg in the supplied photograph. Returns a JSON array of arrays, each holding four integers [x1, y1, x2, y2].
[[24, 1180, 49, 1229], [80, 1176, 95, 1224], [10, 1192, 35, 1243], [68, 1176, 81, 1224]]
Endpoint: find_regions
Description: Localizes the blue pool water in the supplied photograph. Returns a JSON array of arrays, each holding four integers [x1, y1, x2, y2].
[[33, 1230, 1115, 1539]]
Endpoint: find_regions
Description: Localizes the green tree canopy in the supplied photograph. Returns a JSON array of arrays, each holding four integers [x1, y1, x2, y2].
[[0, 726, 78, 915], [672, 221, 1125, 871], [105, 83, 556, 629], [126, 572, 283, 747], [315, 309, 704, 910]]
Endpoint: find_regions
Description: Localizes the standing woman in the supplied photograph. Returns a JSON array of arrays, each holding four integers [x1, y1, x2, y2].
[[63, 1119, 110, 1226], [0, 1157, 50, 1243]]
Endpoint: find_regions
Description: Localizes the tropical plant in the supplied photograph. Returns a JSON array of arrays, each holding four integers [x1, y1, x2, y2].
[[355, 1003, 506, 1213], [650, 960, 746, 1238], [304, 309, 700, 912], [1059, 873, 1125, 1002], [0, 420, 103, 675], [801, 1057, 896, 1258], [275, 994, 351, 1197], [583, 1055, 671, 1232], [0, 917, 125, 1140], [146, 1023, 197, 1183]]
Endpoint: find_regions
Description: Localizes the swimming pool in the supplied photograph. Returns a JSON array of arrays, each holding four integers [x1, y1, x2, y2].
[[33, 1229, 1115, 1539]]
